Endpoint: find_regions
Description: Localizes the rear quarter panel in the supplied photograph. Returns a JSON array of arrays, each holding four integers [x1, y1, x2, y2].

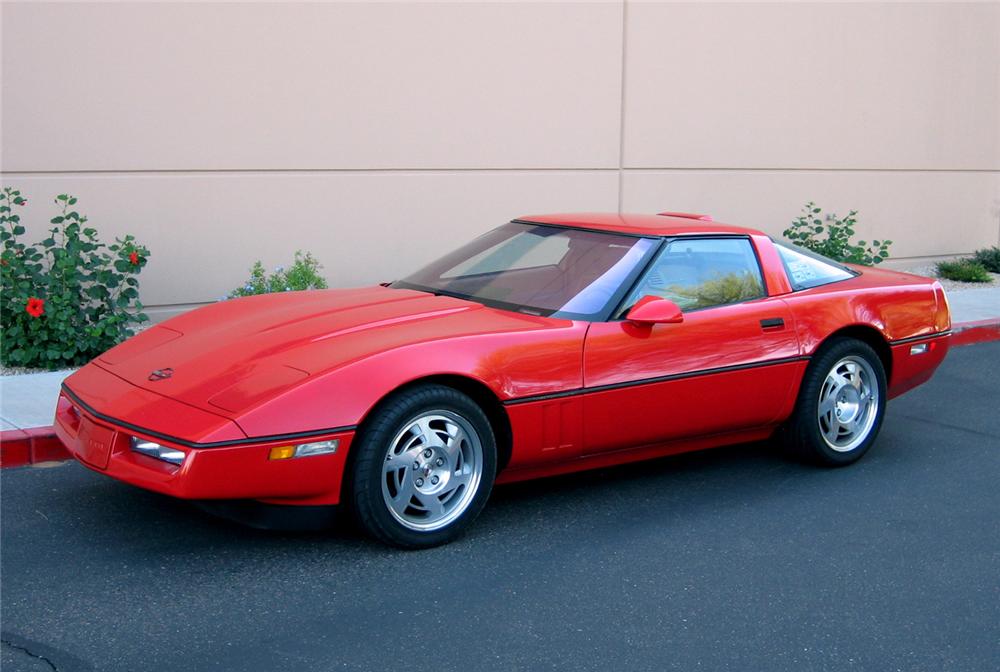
[[782, 266, 950, 398]]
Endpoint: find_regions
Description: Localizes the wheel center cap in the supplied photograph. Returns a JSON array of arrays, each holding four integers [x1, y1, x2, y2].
[[836, 387, 861, 422]]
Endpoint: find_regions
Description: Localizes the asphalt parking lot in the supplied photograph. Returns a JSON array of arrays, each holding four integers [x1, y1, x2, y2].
[[3, 341, 998, 672]]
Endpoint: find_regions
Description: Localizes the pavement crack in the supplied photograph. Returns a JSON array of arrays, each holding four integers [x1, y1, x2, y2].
[[2, 638, 59, 671]]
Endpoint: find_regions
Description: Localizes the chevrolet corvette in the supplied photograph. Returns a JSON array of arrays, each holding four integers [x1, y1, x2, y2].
[[55, 212, 951, 547]]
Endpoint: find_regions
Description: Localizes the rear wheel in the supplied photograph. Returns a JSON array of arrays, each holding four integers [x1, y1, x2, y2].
[[349, 384, 496, 548], [783, 338, 887, 466]]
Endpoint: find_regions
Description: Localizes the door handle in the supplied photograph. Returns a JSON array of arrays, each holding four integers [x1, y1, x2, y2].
[[760, 317, 785, 330]]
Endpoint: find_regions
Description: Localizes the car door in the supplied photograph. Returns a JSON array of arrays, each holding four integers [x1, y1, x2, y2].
[[581, 236, 802, 454]]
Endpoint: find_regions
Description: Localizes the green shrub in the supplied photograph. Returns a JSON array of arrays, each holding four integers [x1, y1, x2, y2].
[[935, 259, 992, 283], [783, 202, 892, 265], [971, 246, 1000, 273], [226, 251, 328, 299], [1, 188, 150, 369]]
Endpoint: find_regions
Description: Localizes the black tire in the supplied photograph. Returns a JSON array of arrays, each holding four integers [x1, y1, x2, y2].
[[782, 337, 887, 467], [349, 384, 497, 549]]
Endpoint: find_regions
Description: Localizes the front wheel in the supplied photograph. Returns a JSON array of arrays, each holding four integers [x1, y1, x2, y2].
[[782, 338, 887, 466], [349, 384, 496, 548]]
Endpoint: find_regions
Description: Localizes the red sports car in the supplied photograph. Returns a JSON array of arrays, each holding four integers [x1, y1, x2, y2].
[[55, 212, 951, 547]]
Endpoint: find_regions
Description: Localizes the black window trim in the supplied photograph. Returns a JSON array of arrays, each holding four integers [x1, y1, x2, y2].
[[393, 222, 777, 323]]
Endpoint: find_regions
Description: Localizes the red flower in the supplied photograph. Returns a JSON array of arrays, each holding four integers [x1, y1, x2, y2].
[[25, 297, 44, 318], [129, 251, 139, 265]]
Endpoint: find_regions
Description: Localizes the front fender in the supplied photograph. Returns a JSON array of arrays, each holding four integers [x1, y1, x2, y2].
[[232, 322, 588, 438]]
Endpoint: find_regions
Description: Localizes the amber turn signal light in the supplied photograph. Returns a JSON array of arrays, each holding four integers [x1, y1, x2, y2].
[[268, 446, 296, 460], [268, 440, 339, 461]]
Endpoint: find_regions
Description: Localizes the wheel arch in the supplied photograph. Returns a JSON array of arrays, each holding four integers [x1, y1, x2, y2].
[[816, 324, 893, 381], [345, 374, 513, 492]]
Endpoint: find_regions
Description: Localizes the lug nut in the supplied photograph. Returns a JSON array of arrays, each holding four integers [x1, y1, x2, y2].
[[435, 458, 444, 467], [431, 475, 440, 485], [413, 462, 420, 470], [415, 478, 424, 487], [423, 449, 433, 458]]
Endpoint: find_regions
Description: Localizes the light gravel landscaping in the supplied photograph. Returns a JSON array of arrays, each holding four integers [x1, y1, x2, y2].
[[907, 264, 1000, 293]]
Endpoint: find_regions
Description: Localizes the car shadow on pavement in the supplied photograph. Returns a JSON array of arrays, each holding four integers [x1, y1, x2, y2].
[[23, 438, 833, 556]]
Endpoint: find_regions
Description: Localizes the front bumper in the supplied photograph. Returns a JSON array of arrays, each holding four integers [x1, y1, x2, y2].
[[54, 388, 355, 506]]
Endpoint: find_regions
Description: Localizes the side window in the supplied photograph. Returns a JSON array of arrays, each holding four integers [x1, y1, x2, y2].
[[623, 237, 765, 313], [773, 240, 856, 291]]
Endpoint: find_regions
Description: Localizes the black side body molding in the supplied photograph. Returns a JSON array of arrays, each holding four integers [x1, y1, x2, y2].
[[503, 355, 811, 406]]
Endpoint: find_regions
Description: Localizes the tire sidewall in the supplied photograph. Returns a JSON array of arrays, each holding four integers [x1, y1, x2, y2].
[[350, 384, 497, 548]]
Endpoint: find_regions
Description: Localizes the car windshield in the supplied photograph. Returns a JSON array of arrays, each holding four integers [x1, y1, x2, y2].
[[393, 222, 658, 320]]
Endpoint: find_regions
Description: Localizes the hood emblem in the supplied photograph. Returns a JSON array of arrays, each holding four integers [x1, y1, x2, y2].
[[148, 368, 174, 382]]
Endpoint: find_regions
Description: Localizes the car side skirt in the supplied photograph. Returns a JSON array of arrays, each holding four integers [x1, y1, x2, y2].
[[495, 425, 778, 485]]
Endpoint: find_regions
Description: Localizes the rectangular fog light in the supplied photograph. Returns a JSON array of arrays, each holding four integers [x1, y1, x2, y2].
[[269, 439, 339, 460], [130, 437, 185, 465]]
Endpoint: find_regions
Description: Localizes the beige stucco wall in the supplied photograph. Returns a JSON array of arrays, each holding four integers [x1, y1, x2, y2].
[[3, 1, 999, 319]]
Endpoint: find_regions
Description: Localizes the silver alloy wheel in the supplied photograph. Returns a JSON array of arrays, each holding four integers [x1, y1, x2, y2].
[[817, 355, 880, 452], [381, 410, 484, 532]]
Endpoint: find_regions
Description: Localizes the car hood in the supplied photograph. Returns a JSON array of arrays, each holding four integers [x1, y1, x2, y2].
[[93, 285, 548, 416]]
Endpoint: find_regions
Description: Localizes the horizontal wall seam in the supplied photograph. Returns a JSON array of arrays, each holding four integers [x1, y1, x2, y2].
[[2, 167, 998, 177], [0, 167, 620, 176]]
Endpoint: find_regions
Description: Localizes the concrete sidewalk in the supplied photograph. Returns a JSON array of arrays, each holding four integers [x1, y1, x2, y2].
[[945, 286, 1000, 322], [1, 285, 998, 433], [0, 369, 75, 431]]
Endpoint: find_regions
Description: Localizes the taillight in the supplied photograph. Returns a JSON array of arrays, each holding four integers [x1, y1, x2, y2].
[[933, 282, 952, 332]]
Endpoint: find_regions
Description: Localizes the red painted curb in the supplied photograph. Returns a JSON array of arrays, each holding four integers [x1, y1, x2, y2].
[[1, 319, 997, 470], [951, 319, 1000, 347], [0, 429, 32, 468], [1, 428, 70, 468]]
